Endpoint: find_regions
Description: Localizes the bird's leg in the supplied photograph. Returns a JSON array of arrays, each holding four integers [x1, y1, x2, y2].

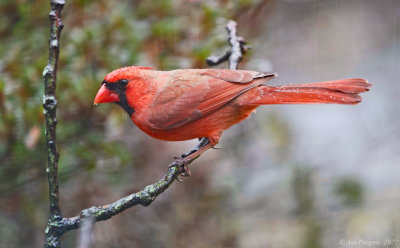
[[170, 137, 213, 177], [181, 137, 209, 158], [181, 138, 213, 162]]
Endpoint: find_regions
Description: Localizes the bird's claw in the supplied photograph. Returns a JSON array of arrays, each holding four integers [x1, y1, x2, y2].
[[169, 137, 209, 181], [179, 162, 191, 177], [168, 158, 191, 182]]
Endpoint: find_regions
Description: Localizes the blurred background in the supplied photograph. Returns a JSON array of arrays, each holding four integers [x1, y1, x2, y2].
[[0, 0, 399, 247]]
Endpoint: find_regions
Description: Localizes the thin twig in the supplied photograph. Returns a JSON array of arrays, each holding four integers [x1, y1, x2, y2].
[[43, 0, 65, 248], [206, 20, 247, 69], [227, 20, 245, 69], [206, 50, 231, 66]]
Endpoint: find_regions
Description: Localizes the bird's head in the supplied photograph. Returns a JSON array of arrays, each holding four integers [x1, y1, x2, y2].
[[94, 66, 153, 116]]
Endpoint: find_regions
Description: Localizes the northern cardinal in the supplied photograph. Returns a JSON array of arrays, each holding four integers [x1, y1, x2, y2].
[[94, 66, 371, 163]]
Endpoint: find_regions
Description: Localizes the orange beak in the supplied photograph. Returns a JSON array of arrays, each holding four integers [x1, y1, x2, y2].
[[94, 85, 120, 105]]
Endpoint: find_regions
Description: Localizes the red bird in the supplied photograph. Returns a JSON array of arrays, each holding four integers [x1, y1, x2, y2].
[[94, 66, 371, 162]]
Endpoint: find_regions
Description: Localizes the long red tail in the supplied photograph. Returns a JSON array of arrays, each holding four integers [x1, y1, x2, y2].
[[249, 78, 371, 105]]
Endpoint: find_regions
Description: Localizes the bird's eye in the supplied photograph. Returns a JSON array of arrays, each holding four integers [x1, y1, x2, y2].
[[119, 79, 129, 86]]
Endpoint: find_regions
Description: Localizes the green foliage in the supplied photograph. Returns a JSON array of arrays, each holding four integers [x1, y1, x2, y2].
[[152, 18, 178, 42], [292, 166, 314, 216], [334, 176, 364, 207], [302, 217, 322, 248], [266, 113, 291, 155]]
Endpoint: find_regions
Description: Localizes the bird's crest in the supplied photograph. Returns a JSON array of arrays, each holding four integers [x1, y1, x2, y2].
[[104, 66, 156, 83]]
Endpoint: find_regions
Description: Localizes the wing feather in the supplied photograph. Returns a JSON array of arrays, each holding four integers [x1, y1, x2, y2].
[[201, 69, 274, 83], [148, 69, 275, 129]]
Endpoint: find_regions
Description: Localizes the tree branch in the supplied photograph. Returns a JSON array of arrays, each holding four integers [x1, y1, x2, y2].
[[43, 1, 65, 248], [54, 165, 182, 234], [206, 50, 231, 66], [206, 20, 247, 69], [42, 15, 246, 246]]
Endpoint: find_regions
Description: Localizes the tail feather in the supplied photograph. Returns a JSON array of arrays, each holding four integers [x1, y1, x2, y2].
[[249, 78, 371, 105]]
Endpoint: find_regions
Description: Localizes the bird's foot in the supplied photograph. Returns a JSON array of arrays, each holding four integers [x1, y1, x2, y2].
[[168, 157, 191, 182], [179, 162, 191, 177], [169, 137, 212, 181]]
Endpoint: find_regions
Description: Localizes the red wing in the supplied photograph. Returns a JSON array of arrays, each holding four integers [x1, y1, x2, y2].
[[148, 69, 275, 130], [200, 69, 274, 83], [135, 66, 156, 70]]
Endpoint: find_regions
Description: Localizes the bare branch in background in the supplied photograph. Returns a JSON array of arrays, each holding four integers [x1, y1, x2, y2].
[[206, 50, 232, 66], [206, 20, 248, 69], [42, 13, 246, 246]]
